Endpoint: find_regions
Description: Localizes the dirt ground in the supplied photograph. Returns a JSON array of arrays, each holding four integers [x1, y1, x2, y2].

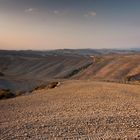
[[0, 80, 140, 140]]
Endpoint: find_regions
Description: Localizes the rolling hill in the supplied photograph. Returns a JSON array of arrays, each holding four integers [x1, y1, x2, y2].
[[72, 54, 140, 82], [0, 54, 92, 91], [0, 80, 140, 139], [0, 50, 140, 92], [0, 50, 140, 139]]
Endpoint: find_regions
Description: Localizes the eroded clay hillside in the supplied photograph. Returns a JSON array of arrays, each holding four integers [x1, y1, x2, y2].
[[0, 55, 92, 80], [73, 54, 140, 82], [0, 55, 92, 91], [0, 52, 140, 92]]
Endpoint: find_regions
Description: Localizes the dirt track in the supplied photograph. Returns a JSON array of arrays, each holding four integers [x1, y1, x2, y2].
[[0, 80, 140, 140]]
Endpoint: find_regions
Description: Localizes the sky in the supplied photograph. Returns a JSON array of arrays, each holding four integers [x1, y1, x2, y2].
[[0, 0, 140, 50]]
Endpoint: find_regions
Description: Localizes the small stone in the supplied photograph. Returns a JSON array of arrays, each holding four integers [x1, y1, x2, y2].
[[24, 133, 28, 137], [41, 124, 46, 128]]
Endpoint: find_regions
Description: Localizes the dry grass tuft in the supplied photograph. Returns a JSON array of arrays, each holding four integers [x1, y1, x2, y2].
[[34, 82, 60, 91], [0, 89, 15, 99]]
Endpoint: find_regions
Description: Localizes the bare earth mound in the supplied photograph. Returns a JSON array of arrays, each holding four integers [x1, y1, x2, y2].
[[0, 80, 140, 140]]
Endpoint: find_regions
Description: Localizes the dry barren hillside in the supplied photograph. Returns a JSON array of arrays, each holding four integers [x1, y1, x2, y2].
[[0, 53, 140, 92], [1, 54, 140, 82], [0, 80, 140, 139], [0, 55, 92, 91], [0, 55, 92, 80], [73, 54, 140, 82]]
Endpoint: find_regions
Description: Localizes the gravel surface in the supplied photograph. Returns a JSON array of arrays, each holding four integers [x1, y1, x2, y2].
[[0, 80, 140, 140]]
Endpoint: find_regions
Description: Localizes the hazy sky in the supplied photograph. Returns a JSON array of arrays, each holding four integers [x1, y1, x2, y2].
[[0, 0, 140, 50]]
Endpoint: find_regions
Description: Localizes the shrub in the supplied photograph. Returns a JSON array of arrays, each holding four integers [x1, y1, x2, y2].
[[123, 76, 131, 83], [33, 82, 60, 91], [34, 85, 47, 90], [0, 89, 15, 99], [15, 91, 24, 96], [47, 82, 59, 89], [65, 63, 92, 78]]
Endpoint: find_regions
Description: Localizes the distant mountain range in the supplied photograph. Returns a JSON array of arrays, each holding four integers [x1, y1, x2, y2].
[[0, 48, 140, 57], [129, 48, 140, 51]]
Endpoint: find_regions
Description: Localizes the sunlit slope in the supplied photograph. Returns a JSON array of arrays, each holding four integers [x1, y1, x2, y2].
[[73, 54, 140, 81], [0, 80, 140, 139]]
